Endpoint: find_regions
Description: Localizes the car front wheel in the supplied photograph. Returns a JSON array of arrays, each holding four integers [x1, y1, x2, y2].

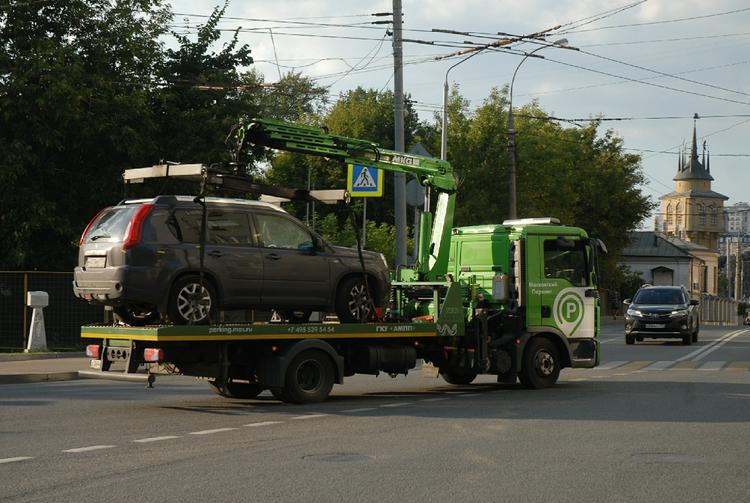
[[335, 276, 375, 323]]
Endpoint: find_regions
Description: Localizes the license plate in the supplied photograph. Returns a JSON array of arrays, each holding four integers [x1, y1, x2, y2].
[[645, 324, 665, 329], [90, 359, 102, 370], [85, 256, 106, 268]]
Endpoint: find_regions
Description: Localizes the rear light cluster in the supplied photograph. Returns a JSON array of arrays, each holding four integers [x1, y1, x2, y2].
[[86, 344, 101, 358], [144, 348, 165, 363], [123, 204, 154, 250]]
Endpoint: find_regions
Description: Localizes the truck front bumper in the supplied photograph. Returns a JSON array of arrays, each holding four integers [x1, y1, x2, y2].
[[568, 337, 600, 368]]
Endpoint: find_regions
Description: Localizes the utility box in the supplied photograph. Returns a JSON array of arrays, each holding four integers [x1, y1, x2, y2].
[[27, 291, 49, 308], [26, 291, 49, 352]]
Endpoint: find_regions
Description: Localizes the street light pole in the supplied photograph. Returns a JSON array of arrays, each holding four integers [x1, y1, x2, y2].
[[441, 50, 482, 162], [507, 38, 570, 219]]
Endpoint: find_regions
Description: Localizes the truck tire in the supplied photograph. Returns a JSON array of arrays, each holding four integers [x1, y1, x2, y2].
[[519, 337, 560, 389], [440, 369, 478, 385], [168, 275, 216, 325], [282, 350, 335, 404], [209, 380, 263, 399], [335, 276, 373, 323]]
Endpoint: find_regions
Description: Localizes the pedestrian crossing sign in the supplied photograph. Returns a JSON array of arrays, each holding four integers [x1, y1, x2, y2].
[[347, 164, 383, 197]]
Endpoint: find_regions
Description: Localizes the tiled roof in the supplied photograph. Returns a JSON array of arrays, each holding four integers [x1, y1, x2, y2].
[[621, 231, 694, 258]]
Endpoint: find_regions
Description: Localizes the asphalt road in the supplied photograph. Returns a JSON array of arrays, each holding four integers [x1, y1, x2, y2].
[[1, 325, 749, 502]]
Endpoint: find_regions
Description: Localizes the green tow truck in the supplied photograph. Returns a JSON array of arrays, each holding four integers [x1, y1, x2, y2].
[[78, 118, 605, 403]]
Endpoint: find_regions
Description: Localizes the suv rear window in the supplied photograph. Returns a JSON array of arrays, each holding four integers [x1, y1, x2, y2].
[[633, 288, 685, 305], [85, 206, 138, 243]]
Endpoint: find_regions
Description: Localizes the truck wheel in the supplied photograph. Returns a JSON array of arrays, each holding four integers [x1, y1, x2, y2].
[[519, 337, 560, 389], [113, 305, 160, 326], [625, 334, 635, 345], [209, 380, 263, 399], [168, 275, 216, 325], [282, 350, 335, 404], [335, 276, 374, 323], [440, 369, 477, 385]]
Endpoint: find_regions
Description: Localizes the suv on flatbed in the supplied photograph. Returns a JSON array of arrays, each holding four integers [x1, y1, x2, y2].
[[623, 285, 700, 345], [73, 196, 389, 325]]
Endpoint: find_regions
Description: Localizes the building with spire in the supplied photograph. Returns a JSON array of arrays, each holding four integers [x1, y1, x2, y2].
[[655, 117, 728, 295]]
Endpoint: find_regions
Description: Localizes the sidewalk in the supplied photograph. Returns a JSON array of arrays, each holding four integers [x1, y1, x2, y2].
[[0, 353, 87, 385]]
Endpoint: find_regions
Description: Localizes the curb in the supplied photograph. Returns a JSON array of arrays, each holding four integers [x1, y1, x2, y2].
[[0, 352, 85, 362], [0, 372, 81, 385]]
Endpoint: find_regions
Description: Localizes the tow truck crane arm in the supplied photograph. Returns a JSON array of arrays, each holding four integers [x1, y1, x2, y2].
[[235, 118, 458, 282]]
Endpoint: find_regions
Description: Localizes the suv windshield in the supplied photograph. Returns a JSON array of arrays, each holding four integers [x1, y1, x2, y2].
[[633, 288, 685, 305], [85, 206, 138, 243]]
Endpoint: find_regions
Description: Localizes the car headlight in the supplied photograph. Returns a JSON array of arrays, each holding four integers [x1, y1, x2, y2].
[[626, 308, 642, 317], [670, 309, 688, 318]]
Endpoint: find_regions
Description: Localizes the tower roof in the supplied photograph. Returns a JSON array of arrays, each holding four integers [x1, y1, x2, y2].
[[674, 119, 714, 181]]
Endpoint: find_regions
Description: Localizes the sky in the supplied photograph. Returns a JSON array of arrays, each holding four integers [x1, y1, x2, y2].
[[171, 0, 750, 227]]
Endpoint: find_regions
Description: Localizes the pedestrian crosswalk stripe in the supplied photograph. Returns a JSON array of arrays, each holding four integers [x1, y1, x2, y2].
[[597, 360, 627, 370], [726, 361, 750, 371], [671, 361, 699, 370], [698, 361, 726, 371], [592, 360, 750, 371], [642, 361, 673, 371], [614, 361, 651, 371]]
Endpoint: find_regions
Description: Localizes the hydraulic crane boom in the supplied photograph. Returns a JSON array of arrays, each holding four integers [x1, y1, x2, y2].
[[235, 118, 457, 282]]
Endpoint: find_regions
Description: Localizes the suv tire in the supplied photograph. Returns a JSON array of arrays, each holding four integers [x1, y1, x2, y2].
[[335, 276, 374, 323], [168, 275, 216, 325]]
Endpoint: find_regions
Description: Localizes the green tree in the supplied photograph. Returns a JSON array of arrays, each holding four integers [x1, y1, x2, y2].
[[0, 0, 169, 269]]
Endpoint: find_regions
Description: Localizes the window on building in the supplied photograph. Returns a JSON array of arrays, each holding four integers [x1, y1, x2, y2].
[[710, 205, 717, 225], [666, 203, 673, 226], [699, 203, 706, 225], [676, 202, 682, 226]]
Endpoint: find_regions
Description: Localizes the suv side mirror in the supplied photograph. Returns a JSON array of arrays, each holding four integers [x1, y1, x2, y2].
[[689, 299, 699, 306], [623, 299, 632, 305]]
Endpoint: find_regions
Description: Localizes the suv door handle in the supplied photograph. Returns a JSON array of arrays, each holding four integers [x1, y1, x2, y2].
[[207, 250, 224, 258], [265, 253, 281, 261]]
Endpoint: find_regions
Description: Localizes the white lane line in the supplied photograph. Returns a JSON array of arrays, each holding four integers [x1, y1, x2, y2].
[[676, 329, 748, 362], [599, 337, 622, 344], [642, 361, 674, 371], [244, 421, 283, 427], [420, 397, 449, 402], [0, 457, 34, 464], [189, 428, 237, 435], [341, 408, 376, 413], [567, 378, 587, 382], [597, 361, 628, 370], [291, 414, 328, 420], [698, 361, 726, 371], [379, 402, 414, 408], [133, 436, 181, 443], [62, 445, 116, 453], [457, 393, 479, 397]]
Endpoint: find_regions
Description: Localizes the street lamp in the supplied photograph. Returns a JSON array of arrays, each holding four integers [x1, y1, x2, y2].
[[507, 38, 571, 219], [441, 50, 482, 161]]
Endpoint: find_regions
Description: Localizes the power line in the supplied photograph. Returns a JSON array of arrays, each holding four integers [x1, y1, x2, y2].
[[560, 6, 750, 34], [579, 31, 750, 48]]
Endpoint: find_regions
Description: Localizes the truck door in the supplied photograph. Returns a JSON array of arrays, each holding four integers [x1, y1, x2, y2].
[[530, 236, 597, 338]]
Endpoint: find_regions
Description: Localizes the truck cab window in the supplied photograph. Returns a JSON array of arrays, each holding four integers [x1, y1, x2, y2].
[[543, 238, 589, 286]]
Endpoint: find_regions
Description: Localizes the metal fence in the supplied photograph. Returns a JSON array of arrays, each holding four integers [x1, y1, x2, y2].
[[699, 293, 741, 326], [0, 271, 105, 351]]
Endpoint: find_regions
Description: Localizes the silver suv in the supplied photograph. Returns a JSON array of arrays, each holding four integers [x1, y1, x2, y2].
[[73, 196, 389, 325]]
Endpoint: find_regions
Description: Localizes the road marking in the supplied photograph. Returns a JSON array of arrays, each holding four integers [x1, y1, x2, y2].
[[616, 361, 651, 371], [726, 361, 750, 371], [189, 428, 237, 435], [379, 402, 414, 408], [597, 361, 628, 370], [62, 445, 116, 453], [643, 361, 674, 371], [341, 408, 376, 413], [456, 393, 479, 397], [676, 329, 748, 362], [420, 397, 450, 402], [133, 436, 180, 443], [567, 378, 587, 382], [671, 361, 699, 370], [291, 414, 328, 420], [244, 421, 283, 427], [724, 393, 750, 400], [698, 361, 726, 371], [0, 457, 33, 464]]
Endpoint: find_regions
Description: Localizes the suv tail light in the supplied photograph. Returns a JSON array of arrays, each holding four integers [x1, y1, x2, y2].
[[123, 204, 154, 250], [79, 207, 110, 246]]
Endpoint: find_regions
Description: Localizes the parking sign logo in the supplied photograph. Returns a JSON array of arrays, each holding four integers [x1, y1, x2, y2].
[[553, 289, 584, 337]]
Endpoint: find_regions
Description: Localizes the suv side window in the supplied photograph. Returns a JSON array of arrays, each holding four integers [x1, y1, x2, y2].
[[255, 213, 314, 250], [173, 208, 252, 245]]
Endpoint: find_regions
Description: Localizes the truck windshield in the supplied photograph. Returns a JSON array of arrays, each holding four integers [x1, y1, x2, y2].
[[543, 238, 589, 287]]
